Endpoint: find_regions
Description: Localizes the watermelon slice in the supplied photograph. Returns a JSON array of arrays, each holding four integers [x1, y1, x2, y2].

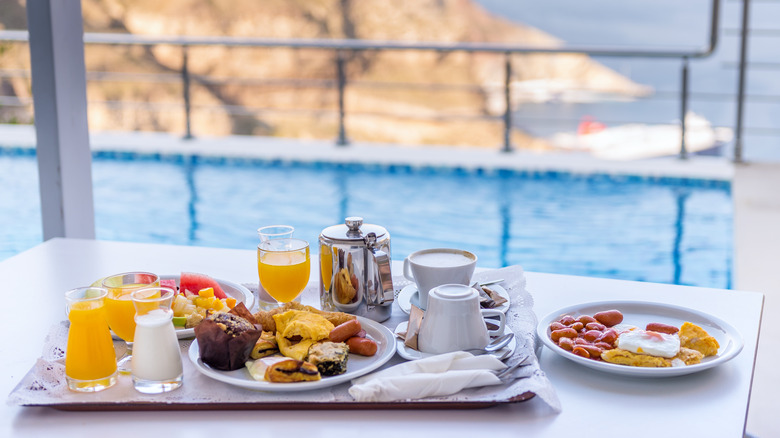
[[180, 272, 227, 299], [160, 279, 178, 293]]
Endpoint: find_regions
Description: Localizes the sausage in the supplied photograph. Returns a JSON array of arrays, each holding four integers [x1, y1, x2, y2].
[[550, 328, 578, 342], [646, 322, 679, 335], [578, 344, 603, 358], [598, 329, 618, 345], [571, 346, 590, 358], [329, 319, 362, 342], [577, 315, 597, 325], [582, 330, 602, 342], [559, 315, 576, 326], [593, 310, 623, 327], [549, 322, 566, 331], [585, 322, 606, 331], [346, 336, 377, 356], [558, 337, 575, 351], [354, 329, 367, 338]]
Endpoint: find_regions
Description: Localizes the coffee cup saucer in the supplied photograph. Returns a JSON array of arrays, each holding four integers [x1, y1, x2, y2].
[[397, 283, 511, 315], [393, 321, 516, 361]]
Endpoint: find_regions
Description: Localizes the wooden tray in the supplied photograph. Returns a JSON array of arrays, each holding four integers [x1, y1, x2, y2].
[[37, 392, 535, 411]]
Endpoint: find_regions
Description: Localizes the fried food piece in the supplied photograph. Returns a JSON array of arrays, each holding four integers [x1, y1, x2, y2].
[[678, 322, 720, 357], [265, 359, 321, 383], [273, 310, 334, 361], [185, 312, 204, 329], [307, 341, 349, 376], [245, 356, 287, 381], [601, 348, 671, 367], [253, 302, 355, 332], [673, 347, 704, 366], [250, 331, 279, 359]]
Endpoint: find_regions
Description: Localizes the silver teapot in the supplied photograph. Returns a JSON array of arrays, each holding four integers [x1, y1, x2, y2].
[[319, 217, 394, 322]]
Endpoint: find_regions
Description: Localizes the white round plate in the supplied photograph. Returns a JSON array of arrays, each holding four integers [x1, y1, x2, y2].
[[397, 283, 510, 315], [189, 316, 396, 392], [393, 321, 516, 361], [537, 301, 744, 378]]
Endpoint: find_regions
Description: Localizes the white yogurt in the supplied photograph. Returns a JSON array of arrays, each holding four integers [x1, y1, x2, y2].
[[131, 309, 183, 381]]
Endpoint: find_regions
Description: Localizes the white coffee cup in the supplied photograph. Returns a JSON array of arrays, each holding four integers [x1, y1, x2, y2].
[[403, 248, 477, 310], [417, 284, 506, 354]]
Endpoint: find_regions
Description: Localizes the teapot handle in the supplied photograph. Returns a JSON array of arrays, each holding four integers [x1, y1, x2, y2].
[[372, 249, 395, 305]]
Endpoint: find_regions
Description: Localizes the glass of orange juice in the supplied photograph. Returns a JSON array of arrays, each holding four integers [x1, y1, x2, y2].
[[64, 287, 118, 392], [256, 225, 296, 310], [258, 238, 310, 304], [102, 272, 160, 372]]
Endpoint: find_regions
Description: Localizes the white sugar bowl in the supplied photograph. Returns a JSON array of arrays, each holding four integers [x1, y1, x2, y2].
[[417, 284, 505, 354]]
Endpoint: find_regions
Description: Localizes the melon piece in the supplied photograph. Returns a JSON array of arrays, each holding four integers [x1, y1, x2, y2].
[[180, 272, 227, 299], [160, 279, 178, 293]]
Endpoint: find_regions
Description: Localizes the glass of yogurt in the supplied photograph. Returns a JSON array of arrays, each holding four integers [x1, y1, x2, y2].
[[130, 286, 183, 394]]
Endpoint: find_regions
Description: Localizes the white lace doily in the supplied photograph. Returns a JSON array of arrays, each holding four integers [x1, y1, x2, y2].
[[8, 265, 560, 412]]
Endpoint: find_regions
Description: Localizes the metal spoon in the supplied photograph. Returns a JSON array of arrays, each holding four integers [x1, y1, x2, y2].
[[495, 354, 533, 380], [466, 332, 514, 355], [479, 278, 504, 286]]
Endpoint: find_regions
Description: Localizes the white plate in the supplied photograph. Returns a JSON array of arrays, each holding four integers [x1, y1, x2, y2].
[[393, 321, 516, 361], [537, 301, 744, 378], [189, 316, 396, 392], [110, 275, 253, 340], [397, 283, 510, 315]]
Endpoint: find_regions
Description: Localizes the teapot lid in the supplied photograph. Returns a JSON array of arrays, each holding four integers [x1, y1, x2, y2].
[[321, 217, 388, 242]]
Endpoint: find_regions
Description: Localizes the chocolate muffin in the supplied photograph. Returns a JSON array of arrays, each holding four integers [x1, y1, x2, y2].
[[195, 313, 262, 371], [209, 312, 255, 337]]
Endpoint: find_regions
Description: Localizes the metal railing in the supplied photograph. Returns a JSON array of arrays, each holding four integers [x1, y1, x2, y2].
[[0, 0, 721, 158]]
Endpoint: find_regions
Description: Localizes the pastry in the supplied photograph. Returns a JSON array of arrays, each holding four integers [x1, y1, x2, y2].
[[250, 331, 279, 359], [265, 359, 321, 383], [307, 341, 349, 376]]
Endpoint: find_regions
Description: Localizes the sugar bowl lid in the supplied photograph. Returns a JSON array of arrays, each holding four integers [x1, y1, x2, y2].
[[320, 217, 388, 242]]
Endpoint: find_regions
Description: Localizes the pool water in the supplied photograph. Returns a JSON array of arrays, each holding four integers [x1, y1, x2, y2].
[[0, 148, 732, 289]]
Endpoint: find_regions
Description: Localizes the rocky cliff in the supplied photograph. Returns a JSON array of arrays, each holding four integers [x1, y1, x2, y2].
[[1, 0, 648, 149]]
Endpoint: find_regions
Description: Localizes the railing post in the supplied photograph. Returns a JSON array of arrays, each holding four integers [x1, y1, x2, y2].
[[336, 50, 349, 146], [734, 0, 751, 163], [502, 52, 513, 153], [182, 45, 193, 140], [679, 57, 689, 160]]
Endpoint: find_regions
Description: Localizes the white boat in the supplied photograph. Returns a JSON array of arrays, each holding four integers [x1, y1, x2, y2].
[[549, 112, 733, 160]]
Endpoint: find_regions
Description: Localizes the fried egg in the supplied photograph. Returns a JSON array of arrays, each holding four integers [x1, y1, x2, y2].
[[616, 329, 680, 358]]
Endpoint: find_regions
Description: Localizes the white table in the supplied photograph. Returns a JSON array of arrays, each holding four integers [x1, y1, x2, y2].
[[1, 238, 763, 437]]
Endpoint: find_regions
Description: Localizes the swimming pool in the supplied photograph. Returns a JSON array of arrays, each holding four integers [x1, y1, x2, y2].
[[0, 147, 732, 289]]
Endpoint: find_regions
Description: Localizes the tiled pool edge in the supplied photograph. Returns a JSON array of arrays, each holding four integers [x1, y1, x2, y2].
[[0, 123, 734, 185], [1, 145, 731, 190]]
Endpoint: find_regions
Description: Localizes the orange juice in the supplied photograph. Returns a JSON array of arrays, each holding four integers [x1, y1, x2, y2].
[[65, 300, 117, 382], [104, 283, 159, 342], [259, 249, 310, 303]]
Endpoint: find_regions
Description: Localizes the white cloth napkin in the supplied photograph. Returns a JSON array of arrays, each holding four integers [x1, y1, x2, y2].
[[349, 351, 506, 402]]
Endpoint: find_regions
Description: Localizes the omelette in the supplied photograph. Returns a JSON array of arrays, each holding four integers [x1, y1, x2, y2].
[[601, 347, 704, 367], [679, 322, 720, 357], [272, 310, 335, 361]]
